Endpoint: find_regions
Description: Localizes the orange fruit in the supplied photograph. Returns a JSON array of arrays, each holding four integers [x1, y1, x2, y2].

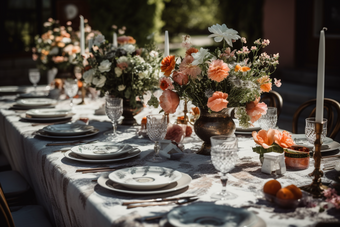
[[285, 184, 302, 199], [263, 179, 282, 196], [276, 188, 295, 200]]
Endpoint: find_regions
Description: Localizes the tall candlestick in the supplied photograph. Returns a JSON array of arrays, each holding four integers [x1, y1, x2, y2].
[[113, 32, 118, 47], [164, 31, 169, 57], [80, 15, 85, 56], [315, 28, 326, 123]]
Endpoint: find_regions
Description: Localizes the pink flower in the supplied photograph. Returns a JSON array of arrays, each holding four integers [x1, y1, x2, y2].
[[179, 55, 201, 79], [172, 71, 189, 85], [165, 124, 184, 144], [274, 78, 282, 87], [117, 62, 128, 70], [159, 90, 180, 114], [246, 97, 267, 123], [252, 129, 276, 149], [32, 54, 38, 61], [208, 59, 230, 82], [207, 91, 228, 112], [274, 130, 295, 148], [159, 77, 174, 91]]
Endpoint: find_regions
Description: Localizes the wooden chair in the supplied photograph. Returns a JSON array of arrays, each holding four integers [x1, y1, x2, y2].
[[260, 90, 283, 117], [0, 184, 53, 227], [292, 98, 340, 140]]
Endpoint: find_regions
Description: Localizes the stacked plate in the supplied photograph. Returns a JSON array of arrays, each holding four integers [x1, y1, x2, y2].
[[35, 123, 99, 139], [234, 119, 261, 135], [97, 166, 192, 194], [292, 134, 340, 152], [0, 86, 26, 95], [64, 142, 141, 163], [21, 108, 74, 122], [12, 98, 57, 110], [159, 202, 266, 227]]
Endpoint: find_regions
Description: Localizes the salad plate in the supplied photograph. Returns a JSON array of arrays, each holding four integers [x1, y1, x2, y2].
[[20, 113, 73, 122], [108, 166, 182, 190], [35, 128, 99, 139], [97, 172, 191, 194], [42, 124, 94, 136], [16, 98, 57, 107], [64, 148, 141, 163], [0, 86, 26, 94], [292, 134, 339, 152], [26, 109, 70, 118], [71, 143, 133, 159]]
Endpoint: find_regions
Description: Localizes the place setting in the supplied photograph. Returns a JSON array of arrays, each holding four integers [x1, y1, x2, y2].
[[20, 108, 75, 123], [11, 98, 58, 110]]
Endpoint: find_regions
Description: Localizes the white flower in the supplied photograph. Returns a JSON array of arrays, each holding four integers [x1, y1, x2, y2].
[[49, 47, 59, 55], [117, 56, 129, 64], [138, 70, 148, 79], [208, 24, 240, 47], [94, 34, 105, 47], [118, 85, 126, 91], [98, 60, 112, 73], [120, 44, 135, 54], [92, 75, 106, 88], [191, 48, 209, 65], [115, 67, 122, 77], [83, 68, 96, 84], [149, 50, 158, 58], [61, 37, 71, 43]]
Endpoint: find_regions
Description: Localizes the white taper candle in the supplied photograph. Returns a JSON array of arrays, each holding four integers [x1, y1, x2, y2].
[[113, 32, 117, 47], [164, 31, 169, 57], [315, 28, 326, 123], [80, 15, 85, 55]]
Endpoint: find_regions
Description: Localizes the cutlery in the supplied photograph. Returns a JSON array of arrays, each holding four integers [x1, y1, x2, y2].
[[46, 139, 97, 146], [126, 197, 198, 209], [122, 195, 197, 205], [322, 154, 340, 159], [76, 164, 138, 173], [31, 119, 71, 126]]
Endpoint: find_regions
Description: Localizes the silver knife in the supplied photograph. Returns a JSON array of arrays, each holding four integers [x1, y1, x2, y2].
[[122, 195, 197, 206], [126, 197, 198, 209]]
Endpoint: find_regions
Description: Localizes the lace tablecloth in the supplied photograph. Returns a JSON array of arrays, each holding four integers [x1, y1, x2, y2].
[[0, 96, 339, 227]]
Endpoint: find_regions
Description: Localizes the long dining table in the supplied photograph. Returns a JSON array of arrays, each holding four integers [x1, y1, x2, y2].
[[0, 91, 340, 227]]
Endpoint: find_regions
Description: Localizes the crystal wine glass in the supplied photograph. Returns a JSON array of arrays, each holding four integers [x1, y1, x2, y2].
[[305, 117, 327, 145], [63, 79, 79, 109], [210, 135, 239, 201], [147, 114, 168, 162], [258, 107, 277, 130], [28, 69, 40, 94], [104, 96, 123, 141]]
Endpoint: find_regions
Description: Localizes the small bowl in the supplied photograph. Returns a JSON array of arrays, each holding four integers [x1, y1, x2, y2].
[[284, 145, 310, 170], [264, 190, 311, 209]]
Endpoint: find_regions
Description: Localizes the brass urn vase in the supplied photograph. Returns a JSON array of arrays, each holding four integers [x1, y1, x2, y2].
[[194, 107, 236, 155], [121, 99, 143, 125]]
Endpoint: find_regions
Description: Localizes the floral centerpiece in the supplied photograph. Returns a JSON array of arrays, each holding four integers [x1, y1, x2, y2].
[[150, 24, 282, 128], [78, 31, 162, 108], [32, 18, 80, 73]]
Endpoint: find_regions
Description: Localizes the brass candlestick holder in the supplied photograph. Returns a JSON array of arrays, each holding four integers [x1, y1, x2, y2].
[[183, 99, 189, 124], [164, 113, 170, 124], [300, 121, 326, 198]]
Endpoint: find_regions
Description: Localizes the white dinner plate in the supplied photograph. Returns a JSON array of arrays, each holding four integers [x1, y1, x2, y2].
[[0, 86, 25, 93], [17, 92, 48, 98], [16, 98, 57, 107], [167, 202, 261, 227], [71, 143, 133, 159], [97, 172, 191, 195], [42, 124, 94, 136], [26, 109, 70, 118], [64, 148, 141, 163], [35, 128, 99, 139], [20, 113, 74, 122], [292, 134, 339, 152], [108, 166, 182, 190]]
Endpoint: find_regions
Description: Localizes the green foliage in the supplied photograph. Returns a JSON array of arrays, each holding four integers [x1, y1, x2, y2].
[[252, 143, 284, 158], [86, 0, 164, 46]]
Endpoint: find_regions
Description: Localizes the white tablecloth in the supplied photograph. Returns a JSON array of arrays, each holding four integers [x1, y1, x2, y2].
[[0, 95, 339, 227]]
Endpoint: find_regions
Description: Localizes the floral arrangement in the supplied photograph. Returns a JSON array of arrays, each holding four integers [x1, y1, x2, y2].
[[252, 129, 295, 157], [323, 188, 340, 210], [150, 24, 281, 127], [78, 30, 162, 108]]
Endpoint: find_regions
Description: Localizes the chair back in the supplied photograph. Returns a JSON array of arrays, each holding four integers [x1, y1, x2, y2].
[[292, 98, 340, 139], [260, 90, 283, 117], [0, 184, 15, 227]]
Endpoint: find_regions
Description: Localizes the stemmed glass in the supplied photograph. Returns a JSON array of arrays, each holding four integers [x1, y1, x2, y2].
[[63, 79, 79, 109], [305, 117, 327, 145], [104, 96, 123, 141], [28, 69, 40, 94], [210, 135, 239, 201], [258, 107, 277, 130], [146, 114, 168, 162]]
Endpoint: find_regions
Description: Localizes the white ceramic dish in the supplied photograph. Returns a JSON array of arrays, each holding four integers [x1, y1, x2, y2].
[[64, 148, 141, 163], [42, 124, 94, 136], [0, 86, 25, 93], [20, 113, 73, 122], [167, 202, 261, 227], [16, 98, 56, 107], [71, 143, 133, 159], [26, 109, 70, 118], [35, 128, 99, 139], [108, 166, 182, 190], [98, 172, 191, 194], [292, 134, 339, 152], [17, 92, 48, 98]]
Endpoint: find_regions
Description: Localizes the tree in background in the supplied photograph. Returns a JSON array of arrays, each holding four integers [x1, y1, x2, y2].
[[86, 0, 164, 46]]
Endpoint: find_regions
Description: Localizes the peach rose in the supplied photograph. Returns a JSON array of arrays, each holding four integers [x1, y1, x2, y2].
[[208, 59, 230, 82], [186, 47, 199, 57], [246, 97, 267, 123], [117, 36, 136, 44], [165, 124, 184, 143], [252, 129, 276, 149], [179, 55, 201, 79], [161, 55, 176, 77], [274, 130, 295, 148], [159, 90, 180, 114], [207, 91, 229, 112], [172, 71, 189, 85]]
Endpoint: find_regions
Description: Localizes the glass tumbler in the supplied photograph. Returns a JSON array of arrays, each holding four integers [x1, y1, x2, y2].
[[305, 117, 327, 145], [258, 107, 277, 130]]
